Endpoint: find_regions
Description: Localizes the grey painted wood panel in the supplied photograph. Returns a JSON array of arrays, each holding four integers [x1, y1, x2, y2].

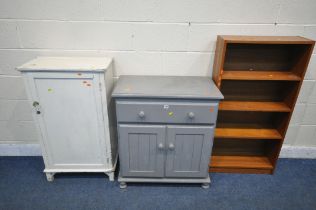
[[118, 124, 165, 178], [165, 125, 214, 178], [112, 75, 223, 100], [116, 99, 218, 124]]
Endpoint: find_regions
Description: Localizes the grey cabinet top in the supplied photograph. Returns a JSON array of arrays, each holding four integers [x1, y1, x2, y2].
[[112, 75, 223, 100]]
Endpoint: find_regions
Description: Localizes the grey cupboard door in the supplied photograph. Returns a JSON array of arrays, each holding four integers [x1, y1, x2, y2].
[[165, 125, 214, 178], [118, 124, 166, 177]]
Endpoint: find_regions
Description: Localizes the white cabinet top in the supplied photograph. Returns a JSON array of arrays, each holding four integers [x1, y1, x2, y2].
[[17, 56, 112, 72]]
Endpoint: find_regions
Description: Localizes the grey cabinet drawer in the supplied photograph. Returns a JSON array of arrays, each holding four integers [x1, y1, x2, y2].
[[116, 100, 218, 124]]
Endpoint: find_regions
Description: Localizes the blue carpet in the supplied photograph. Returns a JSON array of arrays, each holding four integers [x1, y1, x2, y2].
[[0, 157, 315, 210]]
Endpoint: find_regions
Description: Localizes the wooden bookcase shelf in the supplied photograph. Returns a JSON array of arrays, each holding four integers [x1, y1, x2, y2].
[[210, 156, 274, 173], [211, 35, 315, 174], [210, 138, 278, 173], [211, 156, 273, 169], [221, 71, 301, 81], [215, 128, 282, 139], [219, 101, 291, 112]]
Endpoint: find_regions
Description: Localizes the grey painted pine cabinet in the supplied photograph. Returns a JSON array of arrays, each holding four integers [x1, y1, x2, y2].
[[112, 76, 223, 188]]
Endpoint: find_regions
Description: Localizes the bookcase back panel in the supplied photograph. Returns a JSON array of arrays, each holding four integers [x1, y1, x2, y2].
[[217, 111, 289, 129], [224, 44, 309, 72], [220, 80, 299, 102], [213, 139, 279, 156]]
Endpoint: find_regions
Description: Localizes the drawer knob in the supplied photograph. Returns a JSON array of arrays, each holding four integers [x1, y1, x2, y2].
[[158, 143, 164, 150], [168, 143, 175, 150], [138, 111, 145, 118], [188, 112, 195, 119]]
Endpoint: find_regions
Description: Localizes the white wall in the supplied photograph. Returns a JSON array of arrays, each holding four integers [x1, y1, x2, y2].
[[0, 0, 316, 147]]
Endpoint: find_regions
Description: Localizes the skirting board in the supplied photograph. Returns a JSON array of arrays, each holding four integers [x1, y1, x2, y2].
[[0, 144, 41, 156], [0, 144, 316, 159], [279, 145, 316, 159]]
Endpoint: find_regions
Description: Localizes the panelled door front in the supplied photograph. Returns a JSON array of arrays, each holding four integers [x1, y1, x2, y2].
[[165, 125, 214, 178], [30, 73, 105, 168], [118, 124, 166, 177]]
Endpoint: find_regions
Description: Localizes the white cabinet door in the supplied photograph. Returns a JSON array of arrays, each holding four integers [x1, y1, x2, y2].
[[28, 72, 106, 169]]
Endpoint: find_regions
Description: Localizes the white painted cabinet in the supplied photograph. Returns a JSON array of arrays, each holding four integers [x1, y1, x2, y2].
[[17, 57, 117, 181]]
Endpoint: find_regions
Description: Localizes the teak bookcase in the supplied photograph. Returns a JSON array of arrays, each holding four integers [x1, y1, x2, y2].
[[211, 35, 315, 174]]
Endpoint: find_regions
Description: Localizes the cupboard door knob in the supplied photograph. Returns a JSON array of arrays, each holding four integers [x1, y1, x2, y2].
[[33, 101, 41, 114], [33, 101, 39, 107], [158, 143, 164, 150], [138, 111, 145, 118], [168, 143, 175, 150], [188, 112, 195, 119]]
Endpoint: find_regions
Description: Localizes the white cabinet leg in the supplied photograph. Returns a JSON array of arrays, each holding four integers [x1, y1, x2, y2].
[[46, 172, 55, 182], [201, 183, 210, 189], [107, 172, 114, 181], [119, 182, 127, 189]]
